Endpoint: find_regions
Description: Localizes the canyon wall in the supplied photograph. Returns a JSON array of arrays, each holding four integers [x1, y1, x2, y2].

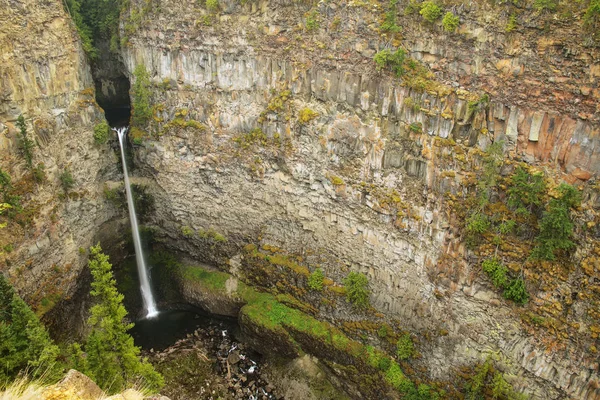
[[120, 0, 600, 397], [0, 0, 119, 330]]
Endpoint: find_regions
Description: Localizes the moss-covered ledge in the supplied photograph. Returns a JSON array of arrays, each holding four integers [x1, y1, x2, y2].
[[171, 258, 444, 399]]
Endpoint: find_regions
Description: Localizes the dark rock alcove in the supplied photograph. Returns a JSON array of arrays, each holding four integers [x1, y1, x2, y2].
[[91, 39, 131, 126]]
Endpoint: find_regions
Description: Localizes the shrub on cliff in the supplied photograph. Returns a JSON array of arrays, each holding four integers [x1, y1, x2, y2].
[[131, 65, 152, 128], [206, 0, 219, 11], [442, 12, 459, 31], [531, 183, 580, 261], [343, 271, 370, 309], [93, 121, 110, 145], [419, 1, 442, 23], [81, 244, 164, 393], [307, 268, 324, 291], [374, 48, 406, 77], [0, 274, 63, 384], [396, 333, 414, 360], [59, 169, 75, 193], [16, 115, 35, 169]]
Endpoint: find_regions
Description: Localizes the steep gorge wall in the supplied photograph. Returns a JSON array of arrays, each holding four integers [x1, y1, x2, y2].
[[120, 0, 600, 397], [0, 0, 119, 331]]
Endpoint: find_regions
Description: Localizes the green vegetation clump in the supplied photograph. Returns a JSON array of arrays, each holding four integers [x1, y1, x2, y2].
[[343, 271, 370, 309], [0, 274, 62, 384], [465, 359, 527, 400], [584, 0, 600, 31], [481, 258, 509, 288], [82, 244, 164, 393], [381, 0, 401, 33], [507, 167, 545, 217], [396, 333, 414, 360], [16, 115, 35, 169], [131, 64, 152, 128], [531, 183, 581, 260], [59, 169, 75, 192], [442, 12, 459, 31], [419, 1, 442, 23], [298, 108, 319, 124], [63, 0, 122, 58], [305, 10, 320, 31], [94, 121, 110, 145], [481, 258, 528, 305], [374, 48, 406, 77], [206, 0, 219, 11], [533, 0, 557, 12], [505, 14, 517, 32], [32, 163, 46, 184], [181, 266, 230, 291], [181, 225, 194, 237], [307, 268, 325, 291], [0, 169, 20, 217], [503, 277, 529, 305]]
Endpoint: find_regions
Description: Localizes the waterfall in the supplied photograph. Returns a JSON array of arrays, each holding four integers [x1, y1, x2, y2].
[[115, 127, 159, 319]]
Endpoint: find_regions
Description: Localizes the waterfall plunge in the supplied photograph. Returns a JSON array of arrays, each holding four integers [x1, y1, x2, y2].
[[115, 127, 159, 319]]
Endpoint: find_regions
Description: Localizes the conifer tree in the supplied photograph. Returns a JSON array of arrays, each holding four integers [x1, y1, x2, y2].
[[0, 274, 62, 385], [131, 65, 152, 127], [84, 244, 163, 393], [531, 183, 581, 260], [15, 115, 35, 169]]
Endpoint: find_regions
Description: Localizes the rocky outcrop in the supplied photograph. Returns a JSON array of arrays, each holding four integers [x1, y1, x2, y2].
[[119, 0, 600, 397], [0, 0, 119, 331]]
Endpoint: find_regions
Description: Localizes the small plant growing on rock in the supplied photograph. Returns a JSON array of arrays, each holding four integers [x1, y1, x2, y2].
[[381, 0, 401, 33], [396, 333, 414, 360], [181, 225, 194, 237], [305, 10, 320, 31], [343, 271, 369, 309], [307, 268, 324, 291], [503, 277, 529, 305], [60, 169, 75, 192], [481, 258, 508, 288], [442, 11, 459, 31], [94, 121, 110, 145], [298, 108, 319, 124], [374, 48, 406, 76], [131, 64, 152, 127], [206, 0, 219, 11], [16, 115, 35, 169], [32, 163, 46, 183], [505, 14, 517, 32], [419, 1, 442, 23]]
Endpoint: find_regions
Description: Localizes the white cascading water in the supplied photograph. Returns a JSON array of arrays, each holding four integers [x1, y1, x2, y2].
[[115, 127, 159, 319]]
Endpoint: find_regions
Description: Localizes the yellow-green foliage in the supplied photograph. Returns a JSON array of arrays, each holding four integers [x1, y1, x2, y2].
[[206, 0, 218, 11], [329, 175, 345, 186], [180, 225, 194, 237], [442, 12, 459, 31], [93, 121, 110, 145], [248, 246, 310, 277], [162, 117, 206, 134], [233, 128, 269, 149], [198, 228, 227, 242], [420, 1, 442, 22], [298, 108, 319, 124]]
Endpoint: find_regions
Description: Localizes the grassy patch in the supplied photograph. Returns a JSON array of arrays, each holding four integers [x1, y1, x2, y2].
[[180, 265, 230, 291]]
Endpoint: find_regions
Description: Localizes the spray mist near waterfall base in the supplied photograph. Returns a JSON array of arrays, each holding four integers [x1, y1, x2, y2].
[[115, 127, 159, 319]]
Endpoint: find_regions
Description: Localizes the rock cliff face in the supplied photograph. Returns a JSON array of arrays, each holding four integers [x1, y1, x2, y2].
[[0, 0, 119, 331], [119, 0, 600, 397]]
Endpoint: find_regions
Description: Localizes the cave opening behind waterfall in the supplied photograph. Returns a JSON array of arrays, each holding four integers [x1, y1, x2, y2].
[[98, 74, 131, 127]]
